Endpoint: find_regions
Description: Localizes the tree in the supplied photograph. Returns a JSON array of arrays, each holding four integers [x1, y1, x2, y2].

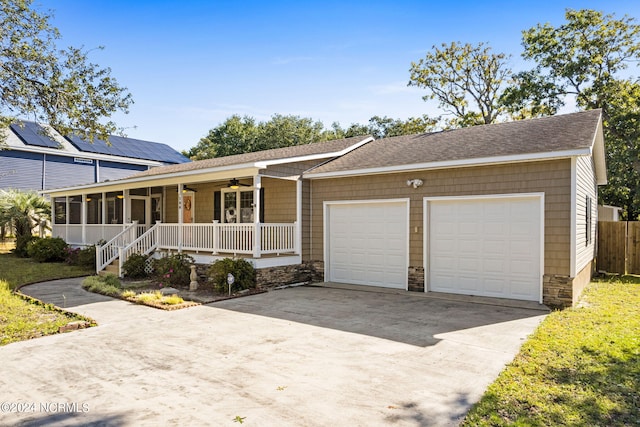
[[502, 9, 640, 219], [408, 42, 512, 127], [0, 0, 133, 143], [0, 189, 49, 255], [185, 113, 440, 160]]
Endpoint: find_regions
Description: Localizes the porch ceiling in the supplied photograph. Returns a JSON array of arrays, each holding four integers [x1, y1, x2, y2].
[[45, 166, 260, 196]]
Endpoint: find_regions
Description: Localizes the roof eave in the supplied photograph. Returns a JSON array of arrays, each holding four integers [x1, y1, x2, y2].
[[43, 163, 261, 196], [303, 148, 593, 179], [254, 136, 374, 168]]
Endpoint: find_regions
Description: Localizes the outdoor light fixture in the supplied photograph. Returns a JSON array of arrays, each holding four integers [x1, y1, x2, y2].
[[179, 186, 197, 193], [406, 179, 424, 189], [227, 178, 250, 189], [116, 194, 124, 199], [85, 197, 92, 202]]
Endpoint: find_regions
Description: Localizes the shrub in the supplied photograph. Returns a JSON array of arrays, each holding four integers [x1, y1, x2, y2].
[[152, 253, 194, 287], [121, 290, 136, 299], [101, 273, 121, 288], [207, 258, 255, 293], [123, 253, 151, 279], [76, 245, 97, 268], [65, 244, 97, 267], [26, 237, 68, 262], [162, 294, 184, 305], [82, 274, 121, 296], [64, 246, 81, 265], [13, 235, 38, 257]]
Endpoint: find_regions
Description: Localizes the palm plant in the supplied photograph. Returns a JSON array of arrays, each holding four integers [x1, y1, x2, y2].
[[0, 189, 50, 254]]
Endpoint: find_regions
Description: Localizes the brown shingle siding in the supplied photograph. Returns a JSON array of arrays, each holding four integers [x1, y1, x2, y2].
[[308, 159, 571, 276]]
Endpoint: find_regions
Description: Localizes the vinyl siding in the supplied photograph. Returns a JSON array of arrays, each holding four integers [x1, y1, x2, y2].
[[162, 178, 298, 224], [309, 159, 572, 276], [0, 150, 44, 190], [44, 155, 95, 189], [99, 160, 148, 182], [575, 155, 598, 274]]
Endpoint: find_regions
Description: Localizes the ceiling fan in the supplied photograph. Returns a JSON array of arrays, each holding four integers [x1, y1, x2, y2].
[[228, 178, 251, 189]]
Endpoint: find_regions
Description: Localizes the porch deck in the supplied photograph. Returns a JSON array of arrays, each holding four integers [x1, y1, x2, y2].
[[52, 222, 300, 276]]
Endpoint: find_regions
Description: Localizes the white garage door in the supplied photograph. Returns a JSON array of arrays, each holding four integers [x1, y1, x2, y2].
[[327, 201, 408, 289], [427, 196, 542, 301]]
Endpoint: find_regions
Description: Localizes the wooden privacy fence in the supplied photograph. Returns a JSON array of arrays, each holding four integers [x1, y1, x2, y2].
[[598, 221, 640, 274]]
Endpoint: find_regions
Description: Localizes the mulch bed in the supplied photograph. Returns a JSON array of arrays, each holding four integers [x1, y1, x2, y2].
[[120, 278, 267, 310]]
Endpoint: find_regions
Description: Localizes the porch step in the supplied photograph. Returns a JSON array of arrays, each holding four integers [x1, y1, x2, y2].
[[100, 261, 120, 276]]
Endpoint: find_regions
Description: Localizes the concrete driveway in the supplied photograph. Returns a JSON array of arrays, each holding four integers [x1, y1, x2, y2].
[[1, 279, 547, 427]]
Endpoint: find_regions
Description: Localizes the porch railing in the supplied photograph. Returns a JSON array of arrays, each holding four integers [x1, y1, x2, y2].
[[95, 222, 297, 276], [96, 222, 138, 273], [119, 223, 160, 277], [155, 223, 295, 255], [52, 223, 147, 246]]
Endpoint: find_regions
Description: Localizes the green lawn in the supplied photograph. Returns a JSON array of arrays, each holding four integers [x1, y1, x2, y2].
[[0, 241, 95, 346], [462, 276, 640, 426]]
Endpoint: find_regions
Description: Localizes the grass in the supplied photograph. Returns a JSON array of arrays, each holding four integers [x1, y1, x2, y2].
[[0, 239, 96, 346], [462, 275, 640, 426], [0, 240, 94, 290]]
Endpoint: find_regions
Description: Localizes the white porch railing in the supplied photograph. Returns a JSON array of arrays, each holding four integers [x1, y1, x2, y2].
[[155, 223, 295, 255], [94, 222, 297, 276], [119, 223, 160, 277], [52, 223, 146, 246], [96, 222, 139, 273]]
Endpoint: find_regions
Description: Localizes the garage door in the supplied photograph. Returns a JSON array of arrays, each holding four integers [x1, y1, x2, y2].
[[427, 196, 542, 301], [327, 201, 408, 289]]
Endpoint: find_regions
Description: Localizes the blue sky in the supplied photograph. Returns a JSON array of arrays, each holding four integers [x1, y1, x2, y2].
[[38, 1, 640, 152]]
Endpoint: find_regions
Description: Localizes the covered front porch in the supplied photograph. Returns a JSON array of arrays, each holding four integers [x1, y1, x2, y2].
[[49, 169, 303, 276]]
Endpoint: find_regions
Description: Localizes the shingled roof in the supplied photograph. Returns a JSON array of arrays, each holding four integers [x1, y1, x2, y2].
[[305, 109, 603, 177], [127, 135, 372, 179]]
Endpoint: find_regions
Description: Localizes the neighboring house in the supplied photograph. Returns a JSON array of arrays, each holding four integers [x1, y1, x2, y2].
[[0, 121, 189, 193], [44, 109, 607, 308], [598, 205, 622, 221]]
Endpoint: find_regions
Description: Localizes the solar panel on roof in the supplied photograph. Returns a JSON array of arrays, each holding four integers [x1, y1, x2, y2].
[[11, 122, 61, 149], [66, 134, 189, 164]]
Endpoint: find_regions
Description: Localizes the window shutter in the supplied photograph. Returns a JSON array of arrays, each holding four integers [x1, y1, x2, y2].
[[260, 187, 265, 223], [214, 191, 221, 222]]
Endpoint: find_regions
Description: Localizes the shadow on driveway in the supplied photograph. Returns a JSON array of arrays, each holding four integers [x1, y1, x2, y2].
[[208, 284, 547, 347]]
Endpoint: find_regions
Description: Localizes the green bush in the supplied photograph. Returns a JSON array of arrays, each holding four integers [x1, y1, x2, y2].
[[81, 274, 121, 296], [152, 253, 194, 287], [77, 245, 97, 268], [207, 258, 255, 293], [65, 244, 97, 267], [26, 237, 68, 262], [123, 253, 151, 278], [13, 235, 37, 257]]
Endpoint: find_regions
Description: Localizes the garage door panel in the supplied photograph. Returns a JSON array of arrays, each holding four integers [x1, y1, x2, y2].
[[428, 197, 541, 301], [328, 202, 407, 289]]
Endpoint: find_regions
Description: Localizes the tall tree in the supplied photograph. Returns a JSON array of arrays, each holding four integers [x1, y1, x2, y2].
[[502, 9, 640, 219], [408, 41, 512, 127], [0, 0, 133, 143], [186, 113, 440, 160]]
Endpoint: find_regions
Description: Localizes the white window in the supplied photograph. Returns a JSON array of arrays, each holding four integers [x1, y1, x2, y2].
[[221, 188, 254, 223]]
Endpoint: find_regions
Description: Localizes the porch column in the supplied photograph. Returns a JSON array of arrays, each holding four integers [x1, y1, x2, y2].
[[50, 198, 55, 239], [65, 196, 70, 242], [123, 189, 129, 226], [178, 184, 183, 252], [101, 192, 106, 240], [253, 175, 261, 258], [81, 194, 87, 244], [296, 178, 302, 255]]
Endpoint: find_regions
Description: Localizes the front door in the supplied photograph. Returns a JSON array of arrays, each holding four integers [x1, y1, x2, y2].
[[183, 193, 194, 224]]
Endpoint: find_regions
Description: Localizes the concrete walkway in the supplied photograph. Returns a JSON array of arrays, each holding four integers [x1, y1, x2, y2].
[[1, 279, 548, 426]]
